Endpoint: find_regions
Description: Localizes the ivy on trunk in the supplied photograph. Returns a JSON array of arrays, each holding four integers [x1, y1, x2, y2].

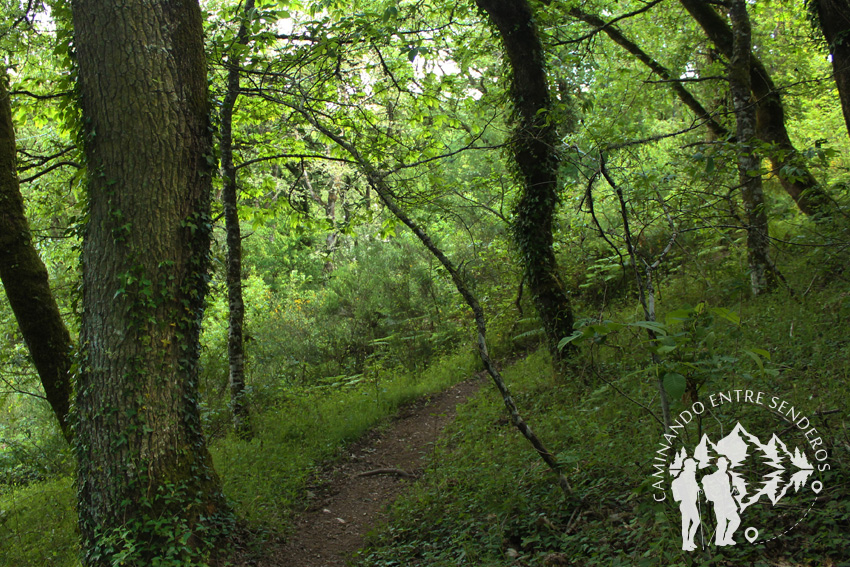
[[71, 0, 228, 563], [475, 0, 574, 363]]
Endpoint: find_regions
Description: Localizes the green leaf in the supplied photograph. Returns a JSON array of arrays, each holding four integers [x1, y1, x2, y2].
[[743, 348, 767, 371], [628, 320, 668, 335], [664, 308, 693, 325], [710, 307, 740, 325], [382, 5, 398, 21], [748, 347, 770, 360], [557, 331, 584, 349], [663, 373, 687, 400]]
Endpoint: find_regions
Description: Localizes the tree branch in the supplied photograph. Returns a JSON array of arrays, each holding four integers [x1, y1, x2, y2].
[[19, 161, 81, 184], [553, 0, 667, 45], [9, 89, 72, 101], [567, 6, 729, 140], [235, 152, 355, 170]]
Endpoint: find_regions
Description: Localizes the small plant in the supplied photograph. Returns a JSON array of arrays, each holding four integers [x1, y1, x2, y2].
[[559, 302, 775, 409]]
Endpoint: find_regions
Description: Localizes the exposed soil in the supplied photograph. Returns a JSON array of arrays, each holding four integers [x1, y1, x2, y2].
[[232, 374, 484, 567]]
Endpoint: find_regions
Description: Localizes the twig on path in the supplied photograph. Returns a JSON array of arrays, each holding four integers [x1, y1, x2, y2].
[[355, 468, 418, 479]]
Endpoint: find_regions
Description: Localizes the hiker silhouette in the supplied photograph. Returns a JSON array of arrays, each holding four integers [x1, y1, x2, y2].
[[702, 457, 741, 546], [671, 457, 701, 551]]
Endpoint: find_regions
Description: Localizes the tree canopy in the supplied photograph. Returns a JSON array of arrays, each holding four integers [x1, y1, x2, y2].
[[0, 0, 848, 565]]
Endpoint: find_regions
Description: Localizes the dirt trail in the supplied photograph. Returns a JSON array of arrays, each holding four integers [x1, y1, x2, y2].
[[248, 374, 484, 567]]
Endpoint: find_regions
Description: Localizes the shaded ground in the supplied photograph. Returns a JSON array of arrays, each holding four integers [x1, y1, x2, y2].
[[233, 374, 484, 567]]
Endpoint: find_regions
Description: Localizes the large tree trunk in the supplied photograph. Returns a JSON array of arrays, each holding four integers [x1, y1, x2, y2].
[[220, 0, 255, 441], [729, 0, 776, 296], [812, 0, 850, 138], [71, 1, 227, 564], [679, 0, 833, 218], [0, 70, 74, 442], [474, 0, 574, 362]]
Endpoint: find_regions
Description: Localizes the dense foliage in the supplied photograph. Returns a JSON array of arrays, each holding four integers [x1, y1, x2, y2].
[[1, 0, 848, 564]]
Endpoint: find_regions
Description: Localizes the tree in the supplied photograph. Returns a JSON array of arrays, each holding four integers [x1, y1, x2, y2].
[[71, 0, 227, 563], [474, 0, 575, 362], [0, 68, 74, 442], [809, 0, 850, 138], [220, 0, 255, 441], [299, 110, 572, 495], [564, 6, 728, 140], [729, 0, 776, 295], [679, 0, 834, 218]]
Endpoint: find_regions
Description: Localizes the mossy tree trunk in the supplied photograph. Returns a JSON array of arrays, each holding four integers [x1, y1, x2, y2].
[[679, 0, 833, 218], [220, 0, 255, 441], [474, 0, 574, 362], [71, 0, 227, 563], [729, 0, 776, 295], [0, 70, 74, 442], [811, 0, 850, 138]]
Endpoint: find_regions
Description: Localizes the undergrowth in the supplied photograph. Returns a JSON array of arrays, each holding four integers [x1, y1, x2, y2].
[[356, 255, 850, 567], [211, 350, 478, 534], [0, 476, 77, 566], [0, 350, 477, 567]]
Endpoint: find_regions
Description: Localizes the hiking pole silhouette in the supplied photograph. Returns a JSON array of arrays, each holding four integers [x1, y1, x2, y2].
[[698, 488, 705, 549]]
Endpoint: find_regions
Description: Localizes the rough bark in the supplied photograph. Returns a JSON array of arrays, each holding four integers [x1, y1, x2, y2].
[[729, 0, 776, 295], [811, 0, 850, 138], [71, 0, 227, 563], [0, 71, 74, 442], [221, 0, 255, 441], [679, 0, 833, 218], [475, 0, 574, 362]]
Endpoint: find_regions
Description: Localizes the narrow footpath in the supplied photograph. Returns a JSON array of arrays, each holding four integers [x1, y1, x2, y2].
[[247, 374, 484, 567]]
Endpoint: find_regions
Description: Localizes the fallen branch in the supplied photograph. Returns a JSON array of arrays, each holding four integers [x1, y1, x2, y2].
[[356, 468, 417, 479]]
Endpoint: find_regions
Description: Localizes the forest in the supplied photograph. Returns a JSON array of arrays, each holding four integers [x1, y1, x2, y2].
[[0, 0, 848, 565]]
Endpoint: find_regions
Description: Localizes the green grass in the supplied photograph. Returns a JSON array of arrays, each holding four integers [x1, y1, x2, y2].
[[0, 350, 478, 567], [356, 258, 850, 567], [211, 350, 479, 533], [0, 476, 78, 567]]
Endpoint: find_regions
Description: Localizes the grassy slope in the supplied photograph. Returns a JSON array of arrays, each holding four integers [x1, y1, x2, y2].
[[357, 255, 850, 566]]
